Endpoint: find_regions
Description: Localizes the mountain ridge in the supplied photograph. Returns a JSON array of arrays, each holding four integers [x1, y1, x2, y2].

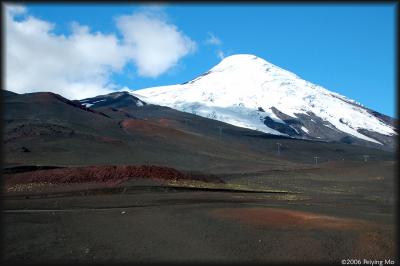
[[130, 54, 396, 151], [5, 89, 394, 173]]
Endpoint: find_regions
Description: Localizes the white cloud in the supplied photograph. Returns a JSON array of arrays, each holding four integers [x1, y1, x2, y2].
[[217, 50, 225, 60], [205, 32, 222, 46], [5, 5, 196, 99], [116, 11, 196, 77], [205, 32, 226, 61], [5, 3, 27, 16]]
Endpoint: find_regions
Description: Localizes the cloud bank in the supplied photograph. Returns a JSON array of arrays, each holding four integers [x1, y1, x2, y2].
[[116, 12, 196, 77], [5, 5, 196, 99]]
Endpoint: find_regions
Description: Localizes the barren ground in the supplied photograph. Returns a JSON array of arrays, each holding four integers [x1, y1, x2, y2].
[[3, 161, 397, 264]]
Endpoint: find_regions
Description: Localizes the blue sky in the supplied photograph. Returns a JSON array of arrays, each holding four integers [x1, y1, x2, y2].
[[6, 3, 396, 117]]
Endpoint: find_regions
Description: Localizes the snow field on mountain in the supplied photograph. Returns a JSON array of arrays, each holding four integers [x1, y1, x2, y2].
[[132, 54, 396, 144]]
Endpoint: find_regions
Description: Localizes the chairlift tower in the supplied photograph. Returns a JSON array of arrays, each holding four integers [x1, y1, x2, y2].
[[276, 143, 282, 156], [314, 156, 318, 165]]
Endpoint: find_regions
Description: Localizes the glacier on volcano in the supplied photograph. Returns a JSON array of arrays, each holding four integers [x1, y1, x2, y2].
[[130, 54, 396, 146]]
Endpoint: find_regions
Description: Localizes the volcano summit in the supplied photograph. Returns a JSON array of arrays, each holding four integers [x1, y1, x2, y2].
[[132, 54, 396, 151]]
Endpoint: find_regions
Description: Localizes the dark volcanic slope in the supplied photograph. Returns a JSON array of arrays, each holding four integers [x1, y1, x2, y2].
[[80, 91, 146, 109], [3, 91, 394, 174]]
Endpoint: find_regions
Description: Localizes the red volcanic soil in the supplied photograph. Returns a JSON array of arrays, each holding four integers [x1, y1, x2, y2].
[[157, 118, 180, 128], [210, 207, 395, 259], [4, 165, 222, 186], [121, 119, 159, 133], [120, 119, 189, 138], [210, 207, 372, 230]]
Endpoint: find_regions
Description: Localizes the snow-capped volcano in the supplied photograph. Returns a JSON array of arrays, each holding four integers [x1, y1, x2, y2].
[[131, 54, 396, 150]]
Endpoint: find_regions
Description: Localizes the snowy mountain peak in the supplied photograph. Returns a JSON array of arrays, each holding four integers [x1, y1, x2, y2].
[[210, 54, 267, 71], [210, 54, 299, 80], [130, 54, 396, 150]]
